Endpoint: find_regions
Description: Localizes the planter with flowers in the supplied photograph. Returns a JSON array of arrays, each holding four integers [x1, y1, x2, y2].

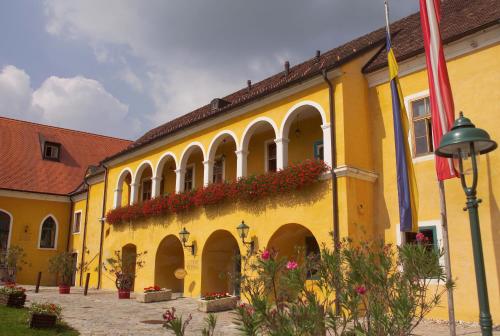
[[48, 252, 75, 294], [136, 285, 172, 303], [198, 292, 238, 312], [0, 284, 26, 308], [101, 249, 147, 299], [28, 302, 62, 329]]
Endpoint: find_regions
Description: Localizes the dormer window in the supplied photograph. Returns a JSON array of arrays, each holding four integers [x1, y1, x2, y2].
[[43, 142, 61, 161]]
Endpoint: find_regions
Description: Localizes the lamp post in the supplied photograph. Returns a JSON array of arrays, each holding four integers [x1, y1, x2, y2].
[[435, 112, 497, 336], [178, 227, 195, 256], [237, 220, 254, 254]]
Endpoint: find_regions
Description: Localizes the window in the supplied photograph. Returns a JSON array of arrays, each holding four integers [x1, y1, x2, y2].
[[266, 141, 277, 172], [213, 157, 225, 183], [404, 226, 438, 252], [142, 179, 152, 201], [39, 216, 57, 249], [73, 211, 81, 234], [43, 142, 61, 161], [184, 165, 194, 191], [314, 140, 324, 161], [411, 97, 433, 156], [0, 211, 11, 251]]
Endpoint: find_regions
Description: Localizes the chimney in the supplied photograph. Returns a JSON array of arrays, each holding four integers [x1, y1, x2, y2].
[[284, 61, 290, 76], [247, 80, 252, 92], [315, 50, 321, 61]]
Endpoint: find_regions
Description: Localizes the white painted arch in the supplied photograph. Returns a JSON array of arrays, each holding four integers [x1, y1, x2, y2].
[[133, 160, 154, 185], [179, 142, 207, 169], [113, 167, 133, 208], [0, 209, 13, 250], [207, 130, 239, 162], [37, 214, 59, 250], [155, 152, 178, 178], [279, 100, 327, 139], [239, 116, 279, 152]]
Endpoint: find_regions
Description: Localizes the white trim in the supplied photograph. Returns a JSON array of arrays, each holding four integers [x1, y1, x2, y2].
[[207, 130, 239, 162], [239, 117, 279, 152], [0, 209, 13, 250], [0, 189, 70, 203], [104, 70, 342, 168], [72, 210, 82, 235], [132, 160, 154, 185], [366, 24, 500, 87], [37, 214, 59, 250], [70, 192, 87, 202], [396, 219, 445, 283], [279, 100, 328, 139], [179, 142, 207, 169], [113, 168, 133, 208], [333, 165, 378, 182], [154, 151, 178, 179]]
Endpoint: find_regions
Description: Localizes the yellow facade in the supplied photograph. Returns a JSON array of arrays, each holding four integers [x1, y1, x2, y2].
[[3, 25, 499, 324]]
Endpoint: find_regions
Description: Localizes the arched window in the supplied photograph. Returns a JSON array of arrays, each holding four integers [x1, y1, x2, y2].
[[39, 216, 57, 249], [0, 210, 12, 251]]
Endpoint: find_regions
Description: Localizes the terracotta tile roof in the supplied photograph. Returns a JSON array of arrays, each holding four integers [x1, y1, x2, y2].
[[102, 0, 499, 163], [363, 0, 500, 73], [0, 117, 132, 195]]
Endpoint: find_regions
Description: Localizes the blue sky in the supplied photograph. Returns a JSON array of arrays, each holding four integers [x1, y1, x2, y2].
[[0, 1, 419, 140]]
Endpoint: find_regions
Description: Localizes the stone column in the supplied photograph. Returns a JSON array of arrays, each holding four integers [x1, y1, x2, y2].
[[203, 160, 213, 186], [235, 149, 249, 178], [113, 188, 122, 209], [275, 137, 290, 170], [175, 168, 186, 193], [151, 176, 162, 198], [321, 123, 333, 167], [129, 182, 138, 205]]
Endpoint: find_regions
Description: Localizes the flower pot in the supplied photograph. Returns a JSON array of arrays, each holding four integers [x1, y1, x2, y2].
[[29, 313, 57, 328], [118, 289, 131, 299], [0, 292, 26, 308], [198, 296, 238, 312], [58, 285, 70, 294]]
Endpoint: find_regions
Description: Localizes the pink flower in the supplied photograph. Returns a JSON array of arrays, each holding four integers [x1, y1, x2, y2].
[[415, 232, 425, 242], [286, 260, 298, 270], [355, 285, 367, 295], [261, 250, 270, 260], [163, 308, 176, 322]]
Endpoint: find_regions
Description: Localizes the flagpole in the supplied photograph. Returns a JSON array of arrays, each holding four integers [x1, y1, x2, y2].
[[439, 180, 456, 336]]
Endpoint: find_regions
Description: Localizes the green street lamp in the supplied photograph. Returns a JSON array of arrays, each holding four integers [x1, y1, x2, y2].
[[237, 220, 254, 254], [178, 227, 195, 256], [435, 112, 497, 336]]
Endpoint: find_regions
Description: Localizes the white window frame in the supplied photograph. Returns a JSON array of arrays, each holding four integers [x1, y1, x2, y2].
[[0, 209, 13, 250], [264, 139, 277, 172], [212, 155, 226, 183], [72, 210, 82, 234], [404, 90, 435, 163], [141, 177, 153, 201], [184, 163, 196, 191], [38, 214, 59, 250], [396, 219, 444, 283]]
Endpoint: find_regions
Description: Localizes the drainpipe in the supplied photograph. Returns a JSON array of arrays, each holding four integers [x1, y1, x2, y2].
[[321, 69, 340, 249], [97, 165, 109, 289], [65, 197, 74, 252], [79, 178, 90, 287]]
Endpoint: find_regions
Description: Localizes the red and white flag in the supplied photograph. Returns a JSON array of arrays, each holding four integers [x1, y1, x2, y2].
[[419, 0, 457, 180]]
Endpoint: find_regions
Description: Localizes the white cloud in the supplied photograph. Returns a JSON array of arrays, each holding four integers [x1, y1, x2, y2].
[[0, 65, 139, 139], [119, 67, 143, 93]]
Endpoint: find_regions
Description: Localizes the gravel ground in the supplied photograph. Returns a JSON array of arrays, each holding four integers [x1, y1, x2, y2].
[[23, 286, 499, 336]]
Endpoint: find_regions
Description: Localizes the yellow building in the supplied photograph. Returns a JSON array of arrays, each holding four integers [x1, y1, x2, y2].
[[1, 0, 499, 322]]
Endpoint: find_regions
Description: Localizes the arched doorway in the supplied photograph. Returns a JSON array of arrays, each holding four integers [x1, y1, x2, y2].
[[155, 235, 185, 293], [0, 210, 12, 252], [122, 244, 137, 291], [201, 230, 241, 296], [267, 224, 320, 279]]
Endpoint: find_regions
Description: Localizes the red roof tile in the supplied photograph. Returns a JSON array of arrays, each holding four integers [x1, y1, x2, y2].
[[0, 117, 132, 195]]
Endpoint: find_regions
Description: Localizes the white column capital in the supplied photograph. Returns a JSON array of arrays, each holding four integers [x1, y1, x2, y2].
[[130, 182, 138, 187], [321, 123, 332, 130], [274, 137, 290, 144], [151, 176, 162, 181], [235, 149, 249, 156], [175, 168, 186, 174], [202, 160, 214, 165]]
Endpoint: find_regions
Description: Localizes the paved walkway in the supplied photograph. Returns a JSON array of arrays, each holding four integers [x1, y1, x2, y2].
[[24, 286, 499, 335]]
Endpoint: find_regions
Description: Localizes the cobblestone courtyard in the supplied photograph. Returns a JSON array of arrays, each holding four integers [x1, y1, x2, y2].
[[25, 286, 499, 335]]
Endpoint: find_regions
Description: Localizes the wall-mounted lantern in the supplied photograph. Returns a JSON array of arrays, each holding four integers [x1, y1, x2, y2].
[[237, 220, 254, 254], [179, 227, 195, 256]]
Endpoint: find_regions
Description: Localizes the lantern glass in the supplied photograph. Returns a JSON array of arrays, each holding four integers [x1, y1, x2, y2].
[[452, 145, 479, 176], [179, 227, 190, 243], [237, 221, 249, 239]]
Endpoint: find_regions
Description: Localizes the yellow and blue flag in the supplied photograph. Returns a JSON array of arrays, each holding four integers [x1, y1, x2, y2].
[[387, 33, 418, 232]]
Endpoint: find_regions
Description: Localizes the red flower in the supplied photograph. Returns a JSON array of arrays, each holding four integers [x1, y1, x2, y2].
[[261, 250, 270, 260], [286, 260, 298, 270], [355, 285, 367, 295]]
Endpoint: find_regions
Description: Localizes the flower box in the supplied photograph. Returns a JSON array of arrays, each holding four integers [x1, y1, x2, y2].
[[136, 289, 172, 303], [0, 292, 26, 308], [198, 295, 238, 313], [29, 313, 57, 328]]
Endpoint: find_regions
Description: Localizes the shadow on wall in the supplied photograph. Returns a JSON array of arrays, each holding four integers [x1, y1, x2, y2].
[[486, 155, 500, 298]]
